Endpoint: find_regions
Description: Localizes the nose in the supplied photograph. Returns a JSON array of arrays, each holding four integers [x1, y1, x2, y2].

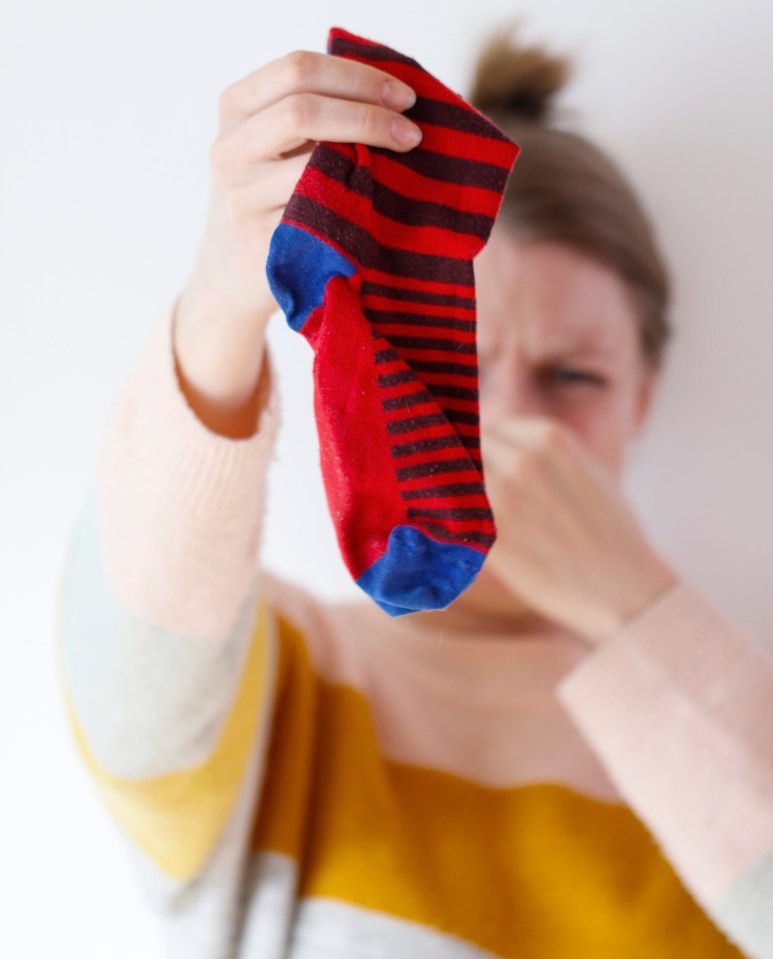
[[478, 348, 544, 427]]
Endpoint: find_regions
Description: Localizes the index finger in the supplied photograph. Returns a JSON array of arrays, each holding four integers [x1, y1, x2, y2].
[[221, 49, 417, 123], [487, 417, 569, 447]]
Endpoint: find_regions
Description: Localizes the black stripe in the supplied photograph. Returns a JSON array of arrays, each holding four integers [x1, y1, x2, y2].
[[382, 390, 433, 412], [458, 435, 481, 449], [421, 522, 496, 548], [390, 435, 463, 457], [405, 97, 513, 143], [445, 409, 479, 425], [361, 281, 476, 310], [387, 335, 476, 354], [308, 145, 365, 193], [378, 369, 415, 387], [283, 194, 471, 284], [396, 457, 479, 481], [407, 507, 493, 520], [375, 348, 400, 365], [427, 384, 478, 401], [371, 179, 493, 237], [407, 359, 477, 377], [310, 145, 494, 240], [373, 145, 510, 193], [386, 412, 448, 435], [366, 308, 475, 333], [401, 482, 485, 500], [330, 36, 422, 70]]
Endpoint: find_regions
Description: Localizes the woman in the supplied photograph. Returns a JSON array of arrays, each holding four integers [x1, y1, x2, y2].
[[56, 23, 772, 959]]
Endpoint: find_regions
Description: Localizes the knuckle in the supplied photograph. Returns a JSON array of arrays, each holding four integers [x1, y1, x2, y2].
[[283, 50, 318, 89], [540, 421, 568, 453], [491, 441, 519, 477], [216, 84, 236, 121], [352, 104, 379, 142], [356, 105, 375, 136], [224, 185, 248, 222], [208, 135, 231, 175], [512, 451, 534, 480], [282, 92, 316, 132]]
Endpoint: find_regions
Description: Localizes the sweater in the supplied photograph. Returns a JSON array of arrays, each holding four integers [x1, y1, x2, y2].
[[54, 295, 773, 959]]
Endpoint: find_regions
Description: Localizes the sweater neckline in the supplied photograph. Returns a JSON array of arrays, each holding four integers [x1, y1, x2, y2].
[[329, 595, 589, 660], [323, 596, 592, 708]]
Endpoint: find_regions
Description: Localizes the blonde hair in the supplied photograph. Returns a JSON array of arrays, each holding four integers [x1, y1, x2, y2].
[[470, 20, 672, 370]]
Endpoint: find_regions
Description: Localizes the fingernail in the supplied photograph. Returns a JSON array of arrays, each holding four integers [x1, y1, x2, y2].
[[392, 116, 422, 148], [382, 79, 417, 111]]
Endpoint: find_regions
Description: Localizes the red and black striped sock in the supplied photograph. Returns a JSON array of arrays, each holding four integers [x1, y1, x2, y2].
[[266, 26, 520, 615]]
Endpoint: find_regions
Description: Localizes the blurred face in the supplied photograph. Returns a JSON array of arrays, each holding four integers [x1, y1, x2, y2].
[[420, 227, 659, 630], [475, 227, 656, 480]]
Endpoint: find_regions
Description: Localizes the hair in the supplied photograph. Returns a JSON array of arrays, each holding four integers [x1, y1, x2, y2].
[[469, 20, 672, 372]]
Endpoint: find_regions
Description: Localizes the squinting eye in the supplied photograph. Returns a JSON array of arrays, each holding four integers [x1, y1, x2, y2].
[[548, 368, 604, 386]]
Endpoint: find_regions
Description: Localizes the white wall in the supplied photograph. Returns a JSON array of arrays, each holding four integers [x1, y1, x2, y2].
[[1, 0, 771, 954]]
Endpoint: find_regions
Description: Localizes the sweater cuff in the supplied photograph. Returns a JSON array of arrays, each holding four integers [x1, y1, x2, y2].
[[554, 578, 773, 901], [555, 579, 761, 715]]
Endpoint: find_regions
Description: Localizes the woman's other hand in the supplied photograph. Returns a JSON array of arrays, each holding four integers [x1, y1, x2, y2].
[[482, 416, 680, 648]]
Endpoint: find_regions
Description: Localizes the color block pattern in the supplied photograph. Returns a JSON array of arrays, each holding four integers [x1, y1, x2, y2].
[[266, 26, 520, 615], [55, 292, 773, 959]]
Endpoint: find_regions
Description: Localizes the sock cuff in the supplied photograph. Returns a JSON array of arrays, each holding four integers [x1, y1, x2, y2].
[[325, 27, 521, 259]]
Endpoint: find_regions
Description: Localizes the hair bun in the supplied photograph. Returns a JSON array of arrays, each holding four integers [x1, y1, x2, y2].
[[469, 20, 574, 124]]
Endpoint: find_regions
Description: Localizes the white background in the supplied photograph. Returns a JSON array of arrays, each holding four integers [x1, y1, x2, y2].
[[1, 0, 771, 954]]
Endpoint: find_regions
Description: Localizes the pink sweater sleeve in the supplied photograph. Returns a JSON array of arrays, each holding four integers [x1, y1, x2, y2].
[[555, 579, 773, 959], [55, 293, 285, 905], [97, 293, 281, 640]]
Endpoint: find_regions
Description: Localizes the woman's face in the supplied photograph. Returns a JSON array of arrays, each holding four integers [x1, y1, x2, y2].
[[475, 227, 657, 481], [407, 228, 661, 632]]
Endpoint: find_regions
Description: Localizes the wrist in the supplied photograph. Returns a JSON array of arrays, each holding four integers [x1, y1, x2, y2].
[[586, 556, 680, 649], [175, 279, 275, 345], [172, 290, 274, 440], [174, 288, 272, 399]]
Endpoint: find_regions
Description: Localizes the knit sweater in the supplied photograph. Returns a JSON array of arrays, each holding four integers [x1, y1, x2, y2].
[[55, 295, 773, 959]]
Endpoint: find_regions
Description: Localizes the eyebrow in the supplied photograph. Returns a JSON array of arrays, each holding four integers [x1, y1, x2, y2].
[[542, 345, 614, 362]]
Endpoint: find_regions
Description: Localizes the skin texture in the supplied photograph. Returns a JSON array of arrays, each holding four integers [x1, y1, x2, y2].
[[170, 48, 678, 649]]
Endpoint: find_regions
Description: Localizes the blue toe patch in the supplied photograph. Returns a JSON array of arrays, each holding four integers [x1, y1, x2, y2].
[[356, 525, 486, 616], [265, 222, 357, 332]]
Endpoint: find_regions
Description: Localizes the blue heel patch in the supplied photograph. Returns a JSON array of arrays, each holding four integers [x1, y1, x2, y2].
[[265, 222, 357, 332]]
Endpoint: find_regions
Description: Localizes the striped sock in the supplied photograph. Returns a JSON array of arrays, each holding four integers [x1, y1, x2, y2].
[[266, 26, 520, 616]]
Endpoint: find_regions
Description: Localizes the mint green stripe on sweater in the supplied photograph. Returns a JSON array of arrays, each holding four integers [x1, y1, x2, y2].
[[57, 491, 260, 779]]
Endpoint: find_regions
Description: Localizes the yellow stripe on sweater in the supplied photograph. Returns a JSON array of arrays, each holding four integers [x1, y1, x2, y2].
[[56, 595, 273, 882], [252, 614, 746, 959]]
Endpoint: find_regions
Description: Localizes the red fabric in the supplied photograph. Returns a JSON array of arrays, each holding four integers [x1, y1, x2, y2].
[[267, 26, 520, 610]]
